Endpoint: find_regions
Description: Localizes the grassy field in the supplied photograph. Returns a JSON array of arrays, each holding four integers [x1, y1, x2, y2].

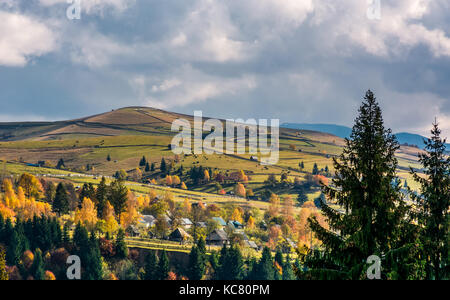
[[0, 107, 425, 206]]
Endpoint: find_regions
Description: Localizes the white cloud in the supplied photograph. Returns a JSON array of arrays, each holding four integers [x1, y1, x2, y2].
[[0, 11, 56, 67], [69, 29, 132, 68], [129, 65, 257, 109]]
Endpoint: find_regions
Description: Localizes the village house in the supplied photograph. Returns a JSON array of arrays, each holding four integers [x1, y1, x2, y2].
[[206, 229, 228, 246], [169, 228, 191, 244]]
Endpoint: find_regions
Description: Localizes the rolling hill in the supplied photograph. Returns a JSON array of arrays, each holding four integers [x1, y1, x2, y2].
[[281, 123, 450, 150], [0, 107, 425, 198]]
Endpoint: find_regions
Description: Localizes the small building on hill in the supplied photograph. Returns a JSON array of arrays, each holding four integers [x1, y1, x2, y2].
[[139, 215, 156, 228], [206, 229, 228, 246], [169, 228, 191, 243], [181, 218, 193, 229]]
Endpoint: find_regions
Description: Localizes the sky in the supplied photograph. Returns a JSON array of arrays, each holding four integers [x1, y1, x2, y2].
[[0, 0, 449, 137]]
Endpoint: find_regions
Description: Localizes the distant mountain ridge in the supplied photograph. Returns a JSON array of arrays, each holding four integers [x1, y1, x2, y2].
[[282, 123, 450, 150]]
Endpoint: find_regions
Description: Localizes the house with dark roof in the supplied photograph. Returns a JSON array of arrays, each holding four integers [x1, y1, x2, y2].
[[206, 229, 228, 246], [245, 240, 259, 250], [169, 228, 191, 243]]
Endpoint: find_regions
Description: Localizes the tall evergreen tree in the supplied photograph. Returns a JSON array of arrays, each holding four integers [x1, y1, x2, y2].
[[53, 183, 69, 215], [139, 156, 147, 167], [114, 228, 128, 259], [85, 233, 103, 280], [304, 90, 410, 279], [157, 250, 170, 280], [282, 254, 295, 280], [6, 230, 23, 266], [312, 163, 319, 175], [410, 121, 450, 280], [96, 177, 108, 218], [109, 179, 128, 222], [160, 158, 167, 173], [31, 249, 45, 280], [144, 251, 158, 280], [250, 247, 274, 280], [188, 246, 205, 280], [217, 244, 244, 280]]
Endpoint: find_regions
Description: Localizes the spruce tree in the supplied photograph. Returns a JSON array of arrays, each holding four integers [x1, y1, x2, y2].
[[144, 251, 158, 280], [188, 246, 205, 280], [157, 250, 170, 280], [282, 254, 295, 280], [31, 249, 45, 280], [305, 90, 410, 279], [114, 228, 128, 259], [253, 247, 274, 280], [53, 183, 69, 215], [62, 223, 70, 246], [312, 163, 319, 175], [160, 158, 167, 173], [6, 230, 23, 266], [140, 156, 147, 167], [85, 233, 103, 280], [410, 121, 450, 280], [96, 177, 108, 218], [109, 179, 128, 222]]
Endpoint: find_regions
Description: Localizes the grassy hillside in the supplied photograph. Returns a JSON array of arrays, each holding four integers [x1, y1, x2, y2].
[[0, 107, 424, 201]]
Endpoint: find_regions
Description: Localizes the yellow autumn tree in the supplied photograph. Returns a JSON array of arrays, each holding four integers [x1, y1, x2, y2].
[[180, 182, 187, 190], [17, 187, 26, 208], [18, 173, 43, 199], [102, 201, 119, 235], [75, 197, 98, 231], [0, 201, 15, 220], [165, 175, 173, 186], [282, 195, 294, 218], [247, 216, 255, 229], [203, 170, 210, 182], [238, 170, 248, 183], [268, 193, 280, 218], [172, 175, 181, 186], [121, 192, 140, 229], [231, 208, 243, 223], [182, 198, 191, 215], [235, 183, 246, 197], [3, 179, 18, 208]]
